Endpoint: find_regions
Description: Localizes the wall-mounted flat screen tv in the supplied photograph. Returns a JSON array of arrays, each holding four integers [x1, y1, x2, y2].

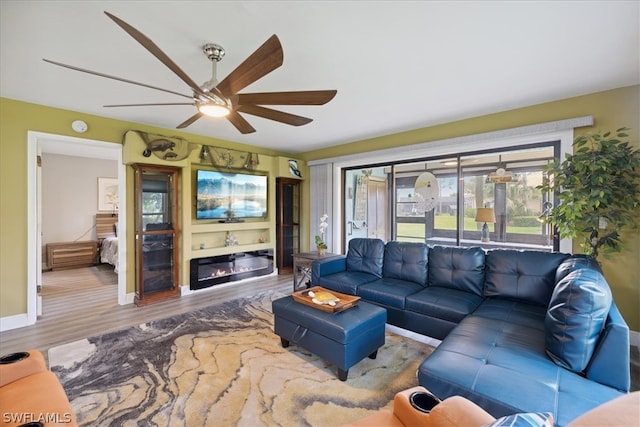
[[196, 170, 267, 220]]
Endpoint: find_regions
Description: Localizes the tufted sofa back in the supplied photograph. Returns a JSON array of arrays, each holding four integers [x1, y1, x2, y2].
[[484, 249, 570, 306], [428, 246, 485, 296], [383, 241, 429, 286], [346, 238, 385, 278]]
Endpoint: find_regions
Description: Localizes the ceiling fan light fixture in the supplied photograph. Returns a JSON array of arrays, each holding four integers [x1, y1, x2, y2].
[[198, 103, 230, 117]]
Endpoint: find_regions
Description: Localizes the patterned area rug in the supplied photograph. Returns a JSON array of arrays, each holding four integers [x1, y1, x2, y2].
[[49, 291, 434, 426]]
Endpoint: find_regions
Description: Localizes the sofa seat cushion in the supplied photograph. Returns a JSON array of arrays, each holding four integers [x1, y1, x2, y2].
[[484, 250, 569, 306], [357, 278, 424, 309], [472, 298, 548, 329], [418, 309, 624, 427], [316, 271, 380, 295], [405, 287, 484, 324]]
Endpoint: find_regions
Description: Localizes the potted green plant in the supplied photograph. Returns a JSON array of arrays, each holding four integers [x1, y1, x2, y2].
[[537, 127, 640, 260]]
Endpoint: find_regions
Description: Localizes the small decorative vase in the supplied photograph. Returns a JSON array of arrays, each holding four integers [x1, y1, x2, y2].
[[317, 246, 326, 256]]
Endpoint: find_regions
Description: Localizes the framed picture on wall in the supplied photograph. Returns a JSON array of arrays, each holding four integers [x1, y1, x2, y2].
[[98, 177, 119, 212]]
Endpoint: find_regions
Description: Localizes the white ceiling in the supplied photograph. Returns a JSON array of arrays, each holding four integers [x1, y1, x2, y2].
[[2, 1, 638, 154]]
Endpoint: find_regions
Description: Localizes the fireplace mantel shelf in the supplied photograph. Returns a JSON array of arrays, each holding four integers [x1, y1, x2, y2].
[[191, 242, 272, 258]]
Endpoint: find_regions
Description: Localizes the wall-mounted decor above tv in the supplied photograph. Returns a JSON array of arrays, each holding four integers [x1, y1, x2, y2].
[[196, 170, 267, 221]]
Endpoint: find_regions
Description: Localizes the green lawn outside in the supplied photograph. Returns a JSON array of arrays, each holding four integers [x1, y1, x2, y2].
[[397, 215, 542, 237]]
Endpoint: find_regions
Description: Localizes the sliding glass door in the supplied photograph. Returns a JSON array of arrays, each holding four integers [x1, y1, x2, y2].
[[342, 142, 558, 252]]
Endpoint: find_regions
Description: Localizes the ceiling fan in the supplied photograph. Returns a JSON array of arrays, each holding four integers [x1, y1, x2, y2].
[[43, 11, 337, 134]]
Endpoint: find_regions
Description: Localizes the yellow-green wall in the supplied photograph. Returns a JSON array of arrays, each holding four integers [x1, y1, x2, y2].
[[301, 85, 640, 331], [2, 85, 639, 330], [0, 98, 293, 320]]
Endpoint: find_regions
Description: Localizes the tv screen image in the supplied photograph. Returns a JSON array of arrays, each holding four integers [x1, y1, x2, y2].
[[196, 170, 267, 220]]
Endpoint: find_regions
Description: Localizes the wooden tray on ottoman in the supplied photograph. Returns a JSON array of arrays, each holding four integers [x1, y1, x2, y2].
[[292, 286, 361, 313]]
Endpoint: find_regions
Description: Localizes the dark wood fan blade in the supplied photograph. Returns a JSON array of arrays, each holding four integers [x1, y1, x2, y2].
[[238, 90, 337, 106], [104, 12, 203, 95], [216, 35, 284, 98], [43, 59, 193, 100], [105, 102, 194, 107], [176, 112, 204, 129], [237, 105, 312, 126], [226, 112, 256, 134]]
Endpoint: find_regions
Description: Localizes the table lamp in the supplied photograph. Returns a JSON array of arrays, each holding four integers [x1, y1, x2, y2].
[[475, 208, 496, 242]]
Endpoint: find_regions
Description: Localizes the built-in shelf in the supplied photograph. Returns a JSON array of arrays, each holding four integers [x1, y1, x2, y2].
[[189, 220, 271, 256], [190, 242, 273, 258], [191, 221, 271, 233]]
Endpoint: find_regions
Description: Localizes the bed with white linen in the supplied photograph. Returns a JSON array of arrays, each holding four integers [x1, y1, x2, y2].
[[96, 213, 119, 273]]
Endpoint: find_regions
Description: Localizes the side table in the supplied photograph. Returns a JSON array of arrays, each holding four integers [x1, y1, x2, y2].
[[292, 251, 341, 291]]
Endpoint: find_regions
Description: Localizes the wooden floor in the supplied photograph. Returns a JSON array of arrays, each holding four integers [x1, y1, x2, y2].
[[0, 264, 292, 360], [2, 264, 638, 391]]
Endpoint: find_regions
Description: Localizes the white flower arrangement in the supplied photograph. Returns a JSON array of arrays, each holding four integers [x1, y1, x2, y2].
[[315, 213, 329, 249]]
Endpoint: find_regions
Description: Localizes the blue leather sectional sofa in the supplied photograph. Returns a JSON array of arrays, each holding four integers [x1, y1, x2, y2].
[[311, 238, 630, 427]]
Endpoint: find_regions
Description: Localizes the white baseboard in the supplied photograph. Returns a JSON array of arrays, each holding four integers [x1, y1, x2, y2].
[[0, 313, 33, 332], [386, 324, 442, 348]]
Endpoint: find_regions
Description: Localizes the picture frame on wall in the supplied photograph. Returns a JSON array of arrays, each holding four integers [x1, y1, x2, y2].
[[98, 177, 119, 212]]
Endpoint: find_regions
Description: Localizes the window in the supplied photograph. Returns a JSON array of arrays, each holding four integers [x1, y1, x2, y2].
[[343, 142, 558, 251], [141, 173, 172, 228]]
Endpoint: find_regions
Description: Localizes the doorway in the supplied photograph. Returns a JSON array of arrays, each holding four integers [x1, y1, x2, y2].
[[26, 131, 127, 327], [366, 176, 389, 240]]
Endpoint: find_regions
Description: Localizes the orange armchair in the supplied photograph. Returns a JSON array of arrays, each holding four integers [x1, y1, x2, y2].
[[0, 349, 77, 427], [344, 386, 639, 427]]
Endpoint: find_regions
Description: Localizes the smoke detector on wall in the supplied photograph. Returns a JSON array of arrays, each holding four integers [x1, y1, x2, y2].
[[71, 120, 88, 133]]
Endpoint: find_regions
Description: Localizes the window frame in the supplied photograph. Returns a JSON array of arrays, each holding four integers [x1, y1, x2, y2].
[[312, 118, 591, 254], [342, 140, 559, 251]]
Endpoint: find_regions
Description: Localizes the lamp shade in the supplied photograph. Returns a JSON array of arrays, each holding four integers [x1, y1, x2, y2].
[[475, 208, 496, 223]]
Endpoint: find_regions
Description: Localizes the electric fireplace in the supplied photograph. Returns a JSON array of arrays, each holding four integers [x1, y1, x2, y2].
[[190, 250, 274, 290]]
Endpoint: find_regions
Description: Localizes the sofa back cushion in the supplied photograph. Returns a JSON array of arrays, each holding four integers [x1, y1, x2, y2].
[[545, 256, 612, 373], [346, 238, 385, 278], [484, 249, 569, 306], [428, 246, 485, 296], [383, 241, 429, 286]]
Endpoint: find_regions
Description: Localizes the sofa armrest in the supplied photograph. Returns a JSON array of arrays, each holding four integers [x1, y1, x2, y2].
[[585, 303, 630, 392], [311, 255, 347, 284], [0, 349, 47, 387], [0, 370, 77, 426], [342, 386, 496, 427], [393, 386, 495, 427], [428, 395, 496, 427]]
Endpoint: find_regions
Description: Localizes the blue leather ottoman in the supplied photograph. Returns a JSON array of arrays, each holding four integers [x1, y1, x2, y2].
[[272, 296, 386, 380]]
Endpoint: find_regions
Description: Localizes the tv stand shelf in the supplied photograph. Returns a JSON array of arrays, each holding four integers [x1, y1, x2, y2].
[[190, 221, 271, 255], [191, 221, 270, 233]]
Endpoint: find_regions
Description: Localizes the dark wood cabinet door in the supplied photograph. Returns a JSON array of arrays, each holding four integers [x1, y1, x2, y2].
[[276, 178, 300, 273], [134, 164, 181, 306]]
